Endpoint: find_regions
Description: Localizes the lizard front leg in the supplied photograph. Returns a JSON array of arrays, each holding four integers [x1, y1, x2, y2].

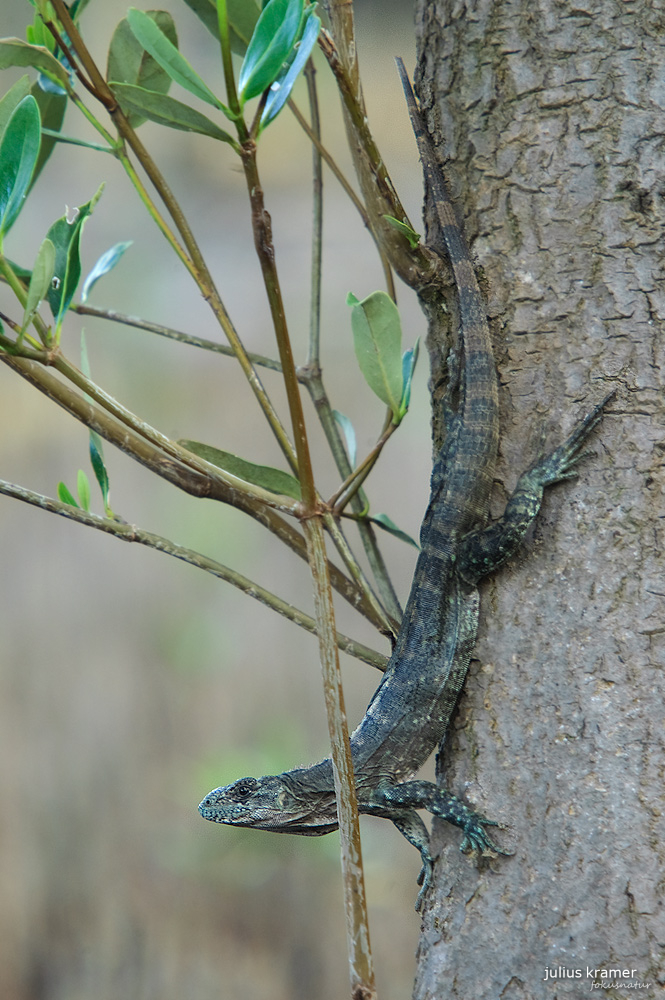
[[363, 781, 509, 909], [458, 391, 614, 583]]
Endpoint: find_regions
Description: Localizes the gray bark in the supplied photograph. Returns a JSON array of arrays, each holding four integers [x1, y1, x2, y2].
[[412, 1, 665, 997]]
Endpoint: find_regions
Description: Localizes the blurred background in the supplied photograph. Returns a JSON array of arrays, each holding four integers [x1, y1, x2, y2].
[[0, 2, 431, 997]]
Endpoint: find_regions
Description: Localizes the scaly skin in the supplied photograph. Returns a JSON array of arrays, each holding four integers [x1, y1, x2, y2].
[[199, 62, 614, 911]]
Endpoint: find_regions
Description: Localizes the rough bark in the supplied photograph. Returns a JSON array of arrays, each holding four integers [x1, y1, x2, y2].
[[412, 1, 664, 997]]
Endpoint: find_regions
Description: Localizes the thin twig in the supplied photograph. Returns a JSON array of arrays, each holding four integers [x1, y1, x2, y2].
[[289, 95, 396, 301], [238, 139, 316, 508], [297, 69, 402, 622], [323, 512, 398, 640], [72, 304, 283, 372], [304, 60, 323, 368], [0, 479, 388, 671], [328, 416, 398, 513], [289, 98, 370, 229], [317, 26, 434, 294], [313, 13, 377, 998], [303, 516, 376, 1000]]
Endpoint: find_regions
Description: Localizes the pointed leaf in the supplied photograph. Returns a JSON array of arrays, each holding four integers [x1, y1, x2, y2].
[[261, 10, 320, 127], [46, 184, 104, 325], [223, 0, 264, 54], [89, 433, 110, 511], [332, 410, 357, 469], [0, 95, 41, 237], [79, 327, 92, 383], [0, 39, 70, 89], [27, 4, 76, 92], [57, 481, 79, 507], [399, 338, 420, 418], [22, 237, 55, 331], [5, 258, 32, 281], [181, 0, 261, 53], [0, 76, 31, 139], [347, 289, 404, 419], [77, 469, 91, 512], [70, 0, 94, 18], [370, 513, 420, 550], [383, 214, 421, 249], [126, 8, 226, 111], [79, 329, 110, 512], [81, 241, 132, 303], [238, 0, 304, 102], [179, 439, 301, 499], [26, 16, 53, 53], [30, 80, 67, 187], [107, 11, 177, 128], [110, 83, 235, 142]]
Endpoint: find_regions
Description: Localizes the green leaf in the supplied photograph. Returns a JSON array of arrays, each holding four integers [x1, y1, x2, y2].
[[25, 7, 69, 96], [182, 0, 261, 54], [107, 11, 177, 128], [0, 76, 31, 140], [79, 327, 92, 383], [4, 258, 32, 281], [332, 409, 357, 468], [22, 237, 55, 332], [46, 184, 104, 326], [57, 481, 79, 507], [179, 439, 302, 499], [89, 433, 110, 512], [79, 330, 112, 513], [70, 0, 94, 19], [261, 9, 320, 127], [110, 83, 236, 142], [26, 15, 53, 53], [383, 214, 421, 249], [0, 38, 70, 89], [347, 289, 404, 419], [0, 95, 41, 238], [399, 338, 420, 418], [238, 0, 304, 102], [30, 80, 67, 188], [77, 469, 91, 512], [370, 513, 420, 550], [81, 241, 132, 303], [126, 8, 226, 112]]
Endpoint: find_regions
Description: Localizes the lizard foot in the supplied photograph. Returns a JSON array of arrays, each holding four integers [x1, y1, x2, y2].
[[426, 789, 513, 858], [530, 389, 616, 488]]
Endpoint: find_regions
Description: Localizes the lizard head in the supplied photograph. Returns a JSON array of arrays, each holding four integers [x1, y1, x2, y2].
[[198, 768, 338, 836]]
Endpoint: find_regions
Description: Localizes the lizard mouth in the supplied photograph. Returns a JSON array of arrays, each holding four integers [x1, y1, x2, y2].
[[198, 796, 338, 835]]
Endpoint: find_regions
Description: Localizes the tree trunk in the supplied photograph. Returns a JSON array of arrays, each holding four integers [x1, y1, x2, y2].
[[412, 1, 664, 997]]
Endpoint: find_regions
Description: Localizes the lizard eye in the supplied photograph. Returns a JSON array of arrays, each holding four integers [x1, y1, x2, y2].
[[232, 778, 257, 799]]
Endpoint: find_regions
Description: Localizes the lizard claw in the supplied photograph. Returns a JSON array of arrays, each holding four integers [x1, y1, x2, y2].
[[415, 857, 435, 911], [459, 816, 512, 858]]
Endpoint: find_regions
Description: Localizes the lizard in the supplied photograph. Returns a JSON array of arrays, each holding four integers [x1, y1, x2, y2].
[[199, 58, 614, 910]]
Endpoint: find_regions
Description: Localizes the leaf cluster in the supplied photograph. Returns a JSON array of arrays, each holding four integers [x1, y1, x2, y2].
[[0, 0, 427, 614]]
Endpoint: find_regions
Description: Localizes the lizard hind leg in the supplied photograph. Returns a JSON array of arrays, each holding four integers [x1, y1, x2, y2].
[[361, 793, 436, 910], [390, 810, 437, 911]]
